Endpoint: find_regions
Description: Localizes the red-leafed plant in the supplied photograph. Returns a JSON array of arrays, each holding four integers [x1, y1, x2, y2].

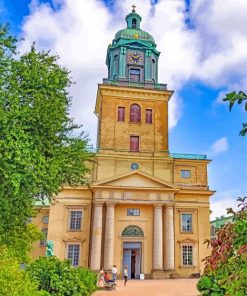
[[197, 197, 247, 295]]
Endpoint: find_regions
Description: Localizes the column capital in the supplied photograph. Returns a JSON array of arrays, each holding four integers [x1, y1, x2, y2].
[[153, 203, 164, 209], [93, 201, 105, 207], [165, 203, 174, 208], [106, 201, 117, 207]]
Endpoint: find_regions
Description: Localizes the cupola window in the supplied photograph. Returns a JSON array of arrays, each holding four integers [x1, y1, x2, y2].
[[129, 68, 141, 82], [132, 18, 137, 28], [130, 104, 141, 122]]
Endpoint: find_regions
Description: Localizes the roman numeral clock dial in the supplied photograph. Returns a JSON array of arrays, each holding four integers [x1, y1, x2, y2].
[[129, 52, 142, 64]]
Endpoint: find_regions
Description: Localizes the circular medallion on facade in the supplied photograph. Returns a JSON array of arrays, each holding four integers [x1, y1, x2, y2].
[[131, 163, 139, 170]]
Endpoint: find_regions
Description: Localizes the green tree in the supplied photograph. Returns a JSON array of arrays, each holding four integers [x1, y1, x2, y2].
[[0, 24, 93, 259], [223, 91, 247, 136], [0, 246, 48, 296]]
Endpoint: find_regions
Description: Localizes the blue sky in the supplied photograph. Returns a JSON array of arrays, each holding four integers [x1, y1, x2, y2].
[[1, 0, 246, 218]]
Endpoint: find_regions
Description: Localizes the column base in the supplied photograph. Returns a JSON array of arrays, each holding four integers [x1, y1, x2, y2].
[[164, 269, 177, 279], [151, 270, 177, 279], [151, 270, 166, 279]]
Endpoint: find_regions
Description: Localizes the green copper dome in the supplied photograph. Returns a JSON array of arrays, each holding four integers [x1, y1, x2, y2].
[[114, 10, 156, 46], [114, 28, 155, 44]]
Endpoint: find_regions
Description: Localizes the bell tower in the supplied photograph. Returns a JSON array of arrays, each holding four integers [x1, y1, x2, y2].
[[106, 6, 160, 85], [94, 8, 173, 181]]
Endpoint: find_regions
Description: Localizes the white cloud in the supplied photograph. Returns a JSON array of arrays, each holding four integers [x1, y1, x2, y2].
[[206, 137, 228, 157], [18, 0, 247, 144], [210, 197, 238, 220]]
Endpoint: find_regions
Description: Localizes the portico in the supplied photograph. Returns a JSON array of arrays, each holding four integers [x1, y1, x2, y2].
[[89, 171, 178, 278]]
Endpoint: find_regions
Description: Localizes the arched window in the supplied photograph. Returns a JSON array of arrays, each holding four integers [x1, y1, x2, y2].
[[122, 225, 144, 237], [132, 18, 137, 28], [130, 104, 141, 122]]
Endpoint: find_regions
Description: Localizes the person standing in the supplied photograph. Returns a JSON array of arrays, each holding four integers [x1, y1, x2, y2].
[[112, 265, 117, 282], [97, 267, 104, 287], [123, 265, 128, 286]]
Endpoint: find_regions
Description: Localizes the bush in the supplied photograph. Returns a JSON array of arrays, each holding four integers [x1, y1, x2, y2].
[[27, 256, 97, 296], [77, 268, 97, 295], [197, 275, 224, 296], [0, 246, 47, 296]]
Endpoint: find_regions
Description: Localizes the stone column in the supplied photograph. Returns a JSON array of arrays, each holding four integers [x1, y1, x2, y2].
[[153, 204, 163, 270], [165, 205, 175, 270], [90, 202, 103, 270], [104, 202, 115, 270]]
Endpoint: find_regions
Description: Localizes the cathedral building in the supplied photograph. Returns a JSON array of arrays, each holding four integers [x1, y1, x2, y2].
[[32, 8, 214, 279]]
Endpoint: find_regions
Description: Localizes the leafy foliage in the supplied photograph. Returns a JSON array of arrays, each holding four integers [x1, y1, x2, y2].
[[77, 267, 98, 295], [27, 256, 97, 296], [223, 91, 247, 136], [198, 197, 247, 295], [0, 246, 48, 296], [0, 25, 93, 258]]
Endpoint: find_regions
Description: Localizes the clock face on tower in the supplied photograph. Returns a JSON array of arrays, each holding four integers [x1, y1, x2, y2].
[[128, 51, 142, 64]]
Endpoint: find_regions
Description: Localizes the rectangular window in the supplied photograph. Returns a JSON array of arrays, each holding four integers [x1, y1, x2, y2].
[[130, 68, 140, 82], [130, 136, 139, 152], [182, 245, 193, 266], [146, 109, 152, 124], [181, 213, 192, 232], [40, 228, 48, 246], [68, 244, 80, 267], [118, 107, 125, 121], [127, 208, 140, 216], [181, 170, 191, 178], [70, 211, 82, 230]]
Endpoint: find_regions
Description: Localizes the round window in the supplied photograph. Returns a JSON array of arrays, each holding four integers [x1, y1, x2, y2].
[[42, 216, 49, 224], [131, 163, 139, 170]]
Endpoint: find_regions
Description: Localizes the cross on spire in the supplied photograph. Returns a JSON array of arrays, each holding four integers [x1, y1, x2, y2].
[[131, 4, 136, 12]]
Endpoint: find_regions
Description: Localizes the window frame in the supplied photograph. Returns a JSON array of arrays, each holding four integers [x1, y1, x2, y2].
[[181, 213, 193, 233], [68, 209, 83, 231], [145, 109, 153, 124], [180, 170, 191, 179], [181, 244, 193, 266], [67, 244, 80, 267], [129, 68, 141, 82], [130, 104, 141, 123], [117, 106, 125, 122], [130, 135, 140, 152], [127, 208, 140, 216]]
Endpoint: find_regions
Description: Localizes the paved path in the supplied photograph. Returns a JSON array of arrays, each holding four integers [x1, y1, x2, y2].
[[93, 279, 199, 296]]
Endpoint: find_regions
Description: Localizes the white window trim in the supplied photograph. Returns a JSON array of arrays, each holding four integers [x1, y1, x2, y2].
[[66, 243, 81, 267], [180, 243, 197, 268], [180, 212, 193, 233], [67, 209, 84, 232]]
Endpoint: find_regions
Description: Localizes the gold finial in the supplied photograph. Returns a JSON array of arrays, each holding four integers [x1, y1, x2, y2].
[[131, 4, 136, 12]]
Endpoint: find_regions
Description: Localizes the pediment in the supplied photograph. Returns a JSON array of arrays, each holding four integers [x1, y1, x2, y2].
[[91, 170, 176, 190], [121, 40, 153, 49], [63, 237, 86, 243], [177, 238, 198, 244]]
